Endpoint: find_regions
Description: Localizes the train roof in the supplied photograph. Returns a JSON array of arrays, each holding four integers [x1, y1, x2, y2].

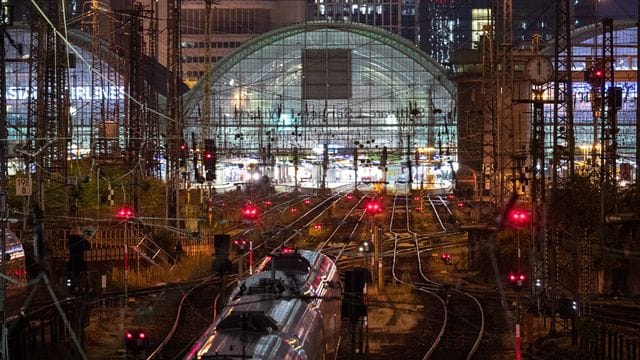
[[188, 250, 339, 359], [256, 249, 337, 277]]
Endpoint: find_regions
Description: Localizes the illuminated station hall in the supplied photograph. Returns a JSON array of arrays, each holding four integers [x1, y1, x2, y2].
[[4, 20, 639, 193], [6, 21, 458, 191], [2, 1, 640, 358], [182, 22, 457, 189]]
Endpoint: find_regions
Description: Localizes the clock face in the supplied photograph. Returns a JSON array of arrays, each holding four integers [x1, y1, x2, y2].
[[525, 56, 553, 85]]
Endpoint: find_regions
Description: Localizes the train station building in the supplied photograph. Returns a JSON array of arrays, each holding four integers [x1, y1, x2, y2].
[[181, 21, 458, 189], [3, 20, 639, 191]]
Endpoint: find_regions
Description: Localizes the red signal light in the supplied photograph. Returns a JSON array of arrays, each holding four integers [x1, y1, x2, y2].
[[281, 246, 295, 254], [441, 253, 452, 264], [365, 199, 382, 215], [116, 207, 134, 219], [593, 68, 604, 78], [126, 332, 133, 339], [507, 208, 531, 228], [139, 332, 145, 339], [457, 201, 465, 208], [241, 204, 259, 220], [346, 193, 353, 200], [508, 272, 527, 290], [290, 207, 298, 214], [233, 239, 247, 251]]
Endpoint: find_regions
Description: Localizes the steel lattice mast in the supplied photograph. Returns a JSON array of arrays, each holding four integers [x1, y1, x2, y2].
[[498, 0, 516, 206], [0, 3, 9, 357], [32, 0, 71, 216], [125, 3, 147, 215], [549, 0, 576, 337], [480, 17, 498, 219], [166, 0, 183, 227], [89, 0, 108, 159], [599, 18, 617, 237], [145, 0, 162, 179]]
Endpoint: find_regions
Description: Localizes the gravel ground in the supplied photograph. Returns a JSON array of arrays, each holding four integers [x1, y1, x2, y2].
[[340, 284, 514, 360], [84, 283, 217, 360]]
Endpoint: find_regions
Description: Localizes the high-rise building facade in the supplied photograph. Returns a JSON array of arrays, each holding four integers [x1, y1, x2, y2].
[[306, 0, 417, 42], [305, 0, 455, 66], [179, 1, 305, 86], [135, 0, 576, 82], [141, 0, 305, 86]]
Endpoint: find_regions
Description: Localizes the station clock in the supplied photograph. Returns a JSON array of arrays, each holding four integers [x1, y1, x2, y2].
[[524, 55, 553, 85]]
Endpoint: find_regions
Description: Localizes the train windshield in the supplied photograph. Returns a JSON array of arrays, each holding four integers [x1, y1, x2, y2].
[[216, 311, 277, 334], [269, 254, 311, 273]]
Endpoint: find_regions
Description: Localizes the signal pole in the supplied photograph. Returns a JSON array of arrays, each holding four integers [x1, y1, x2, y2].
[[516, 228, 521, 360], [376, 225, 383, 289]]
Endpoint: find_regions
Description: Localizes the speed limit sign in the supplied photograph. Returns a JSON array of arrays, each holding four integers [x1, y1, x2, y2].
[[16, 177, 32, 196]]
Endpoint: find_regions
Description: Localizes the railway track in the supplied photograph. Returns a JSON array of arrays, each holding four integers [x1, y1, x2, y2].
[[141, 191, 354, 359], [140, 275, 237, 360], [22, 190, 490, 359], [389, 192, 485, 359]]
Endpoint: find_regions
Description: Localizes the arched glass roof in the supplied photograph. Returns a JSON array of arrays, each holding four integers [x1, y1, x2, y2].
[[183, 21, 457, 159]]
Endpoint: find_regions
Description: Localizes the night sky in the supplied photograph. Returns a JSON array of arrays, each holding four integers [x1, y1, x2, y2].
[[597, 0, 638, 18]]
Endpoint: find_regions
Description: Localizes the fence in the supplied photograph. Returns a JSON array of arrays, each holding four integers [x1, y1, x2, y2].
[[7, 298, 90, 360], [580, 323, 639, 360], [40, 225, 214, 264]]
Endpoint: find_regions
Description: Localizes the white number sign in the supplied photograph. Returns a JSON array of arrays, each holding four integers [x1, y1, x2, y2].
[[16, 177, 32, 196]]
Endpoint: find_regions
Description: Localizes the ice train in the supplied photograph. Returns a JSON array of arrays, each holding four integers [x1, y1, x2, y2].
[[186, 249, 342, 359]]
